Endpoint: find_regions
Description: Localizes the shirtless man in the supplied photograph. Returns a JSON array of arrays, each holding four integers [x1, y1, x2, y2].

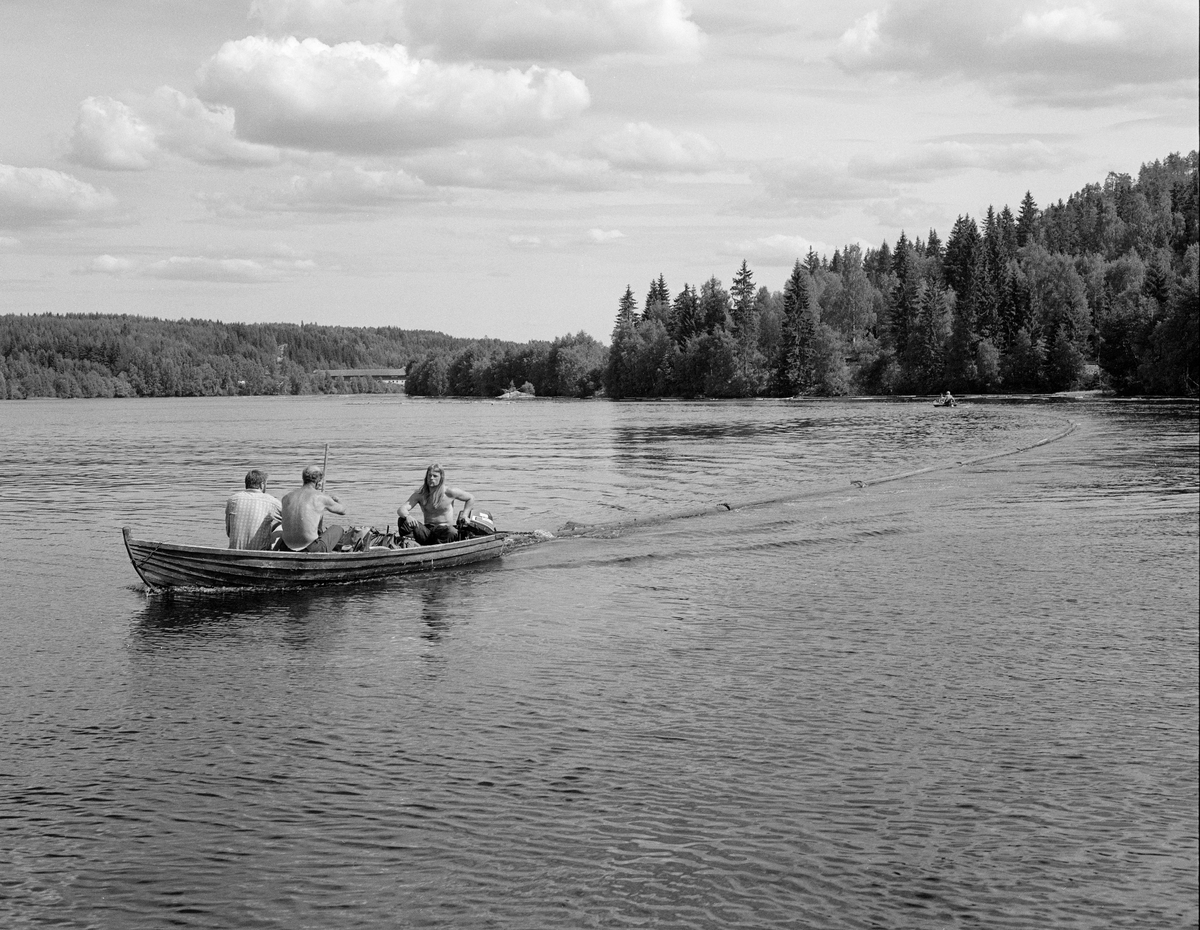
[[397, 463, 475, 546], [281, 465, 348, 552]]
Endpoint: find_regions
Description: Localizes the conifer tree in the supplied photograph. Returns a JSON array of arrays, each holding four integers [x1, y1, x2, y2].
[[888, 232, 919, 360], [998, 206, 1018, 262], [944, 215, 981, 299], [605, 285, 639, 398], [904, 282, 948, 392], [670, 284, 700, 346], [1017, 191, 1039, 247], [645, 274, 670, 315], [730, 260, 757, 339], [777, 260, 816, 394]]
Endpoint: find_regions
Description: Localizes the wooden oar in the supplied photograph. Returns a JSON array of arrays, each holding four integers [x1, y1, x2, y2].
[[321, 443, 329, 490]]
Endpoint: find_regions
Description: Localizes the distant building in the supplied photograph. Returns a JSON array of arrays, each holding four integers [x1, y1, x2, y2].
[[313, 367, 406, 386]]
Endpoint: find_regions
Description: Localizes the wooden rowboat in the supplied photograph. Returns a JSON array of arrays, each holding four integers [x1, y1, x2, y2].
[[122, 526, 504, 591]]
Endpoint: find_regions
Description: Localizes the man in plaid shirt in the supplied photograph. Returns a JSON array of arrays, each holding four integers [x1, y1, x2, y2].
[[225, 469, 283, 549]]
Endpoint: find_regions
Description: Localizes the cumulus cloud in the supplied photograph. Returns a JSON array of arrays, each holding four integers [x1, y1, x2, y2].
[[594, 122, 721, 172], [69, 89, 283, 170], [249, 0, 704, 60], [69, 98, 158, 170], [138, 87, 284, 166], [835, 0, 1198, 105], [0, 164, 118, 228], [507, 234, 543, 249], [408, 145, 614, 190], [196, 37, 590, 153]]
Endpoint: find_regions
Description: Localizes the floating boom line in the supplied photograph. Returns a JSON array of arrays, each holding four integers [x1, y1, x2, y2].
[[553, 419, 1080, 540]]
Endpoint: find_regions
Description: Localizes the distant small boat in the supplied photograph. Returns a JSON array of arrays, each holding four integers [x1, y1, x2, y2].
[[122, 526, 504, 591], [933, 399, 958, 407]]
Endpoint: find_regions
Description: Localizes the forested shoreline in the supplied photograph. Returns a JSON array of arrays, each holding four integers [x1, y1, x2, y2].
[[602, 151, 1198, 399], [2, 151, 1196, 401]]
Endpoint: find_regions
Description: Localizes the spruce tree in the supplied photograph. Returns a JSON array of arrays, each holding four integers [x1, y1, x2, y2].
[[669, 284, 700, 346], [605, 286, 639, 398], [1017, 191, 1039, 247], [888, 232, 919, 361], [645, 274, 670, 315], [777, 259, 815, 395], [730, 260, 757, 339]]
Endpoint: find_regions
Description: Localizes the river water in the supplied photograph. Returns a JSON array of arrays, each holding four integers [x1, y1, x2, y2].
[[0, 395, 1196, 929]]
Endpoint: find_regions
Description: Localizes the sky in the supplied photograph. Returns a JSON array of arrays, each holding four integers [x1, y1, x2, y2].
[[1, 0, 1196, 343]]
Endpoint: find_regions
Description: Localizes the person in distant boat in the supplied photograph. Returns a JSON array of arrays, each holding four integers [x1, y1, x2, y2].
[[226, 469, 283, 550], [397, 463, 475, 546], [280, 465, 348, 552], [940, 391, 956, 406]]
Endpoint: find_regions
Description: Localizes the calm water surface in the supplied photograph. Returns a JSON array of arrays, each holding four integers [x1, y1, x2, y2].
[[1, 395, 1196, 929]]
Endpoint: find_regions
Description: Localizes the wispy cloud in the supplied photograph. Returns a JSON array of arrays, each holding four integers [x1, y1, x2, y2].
[[81, 253, 316, 282], [723, 234, 831, 266], [225, 166, 435, 214], [744, 159, 895, 218], [249, 0, 704, 61], [507, 234, 543, 249], [849, 138, 1068, 182], [588, 228, 625, 243], [408, 145, 616, 191]]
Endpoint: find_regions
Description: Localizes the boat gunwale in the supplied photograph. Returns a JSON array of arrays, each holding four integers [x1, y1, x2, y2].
[[122, 525, 506, 590], [122, 525, 504, 560]]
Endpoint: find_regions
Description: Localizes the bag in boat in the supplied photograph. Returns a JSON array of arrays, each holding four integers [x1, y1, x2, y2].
[[458, 511, 497, 538], [351, 526, 399, 551]]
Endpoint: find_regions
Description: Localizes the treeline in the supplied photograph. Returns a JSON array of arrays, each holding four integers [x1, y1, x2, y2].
[[3, 152, 1196, 402], [0, 309, 606, 401], [404, 331, 607, 398], [0, 315, 501, 399], [605, 151, 1198, 398]]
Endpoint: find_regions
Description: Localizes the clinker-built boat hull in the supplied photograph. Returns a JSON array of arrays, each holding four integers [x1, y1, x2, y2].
[[122, 526, 504, 591]]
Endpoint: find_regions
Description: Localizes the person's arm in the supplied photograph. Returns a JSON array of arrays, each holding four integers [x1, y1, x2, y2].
[[448, 487, 475, 520], [397, 489, 422, 520], [323, 493, 348, 516]]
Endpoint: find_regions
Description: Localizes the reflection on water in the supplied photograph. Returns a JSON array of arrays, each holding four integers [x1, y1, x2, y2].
[[0, 396, 1195, 930]]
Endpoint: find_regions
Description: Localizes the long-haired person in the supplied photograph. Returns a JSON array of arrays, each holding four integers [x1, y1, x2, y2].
[[397, 463, 475, 545]]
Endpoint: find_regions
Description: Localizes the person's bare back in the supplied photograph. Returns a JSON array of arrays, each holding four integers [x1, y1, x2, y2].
[[281, 465, 348, 551]]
